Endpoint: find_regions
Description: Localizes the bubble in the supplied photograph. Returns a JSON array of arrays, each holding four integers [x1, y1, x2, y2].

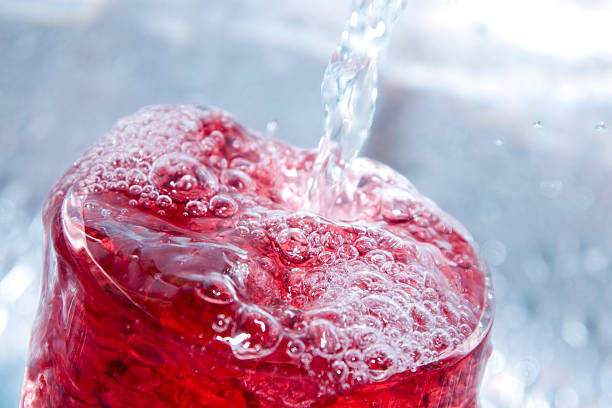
[[363, 346, 395, 381], [354, 236, 376, 254], [431, 329, 451, 352], [422, 288, 438, 301], [236, 225, 249, 237], [240, 211, 262, 222], [185, 200, 207, 217], [317, 251, 336, 265], [286, 339, 306, 358], [458, 323, 472, 338], [212, 314, 231, 333], [300, 353, 313, 366], [227, 306, 282, 359], [257, 257, 275, 275], [207, 130, 226, 147], [362, 315, 384, 332], [136, 161, 152, 174], [209, 154, 228, 170], [113, 168, 128, 181], [155, 195, 172, 209], [250, 228, 266, 242], [322, 231, 344, 250], [128, 169, 148, 186], [109, 152, 128, 169], [595, 121, 606, 131], [381, 189, 416, 222], [361, 295, 403, 327], [365, 249, 393, 267], [309, 319, 344, 358], [410, 305, 432, 331], [90, 183, 104, 193], [350, 271, 389, 292], [221, 169, 253, 191], [230, 158, 255, 174], [91, 164, 105, 176], [532, 120, 542, 128], [150, 153, 218, 201], [194, 273, 237, 304], [337, 244, 359, 260], [209, 194, 238, 217], [350, 371, 367, 387], [344, 349, 363, 368], [276, 228, 311, 263], [330, 360, 349, 383]]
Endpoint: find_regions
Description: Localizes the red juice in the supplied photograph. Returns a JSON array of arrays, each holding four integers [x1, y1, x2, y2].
[[21, 105, 493, 408]]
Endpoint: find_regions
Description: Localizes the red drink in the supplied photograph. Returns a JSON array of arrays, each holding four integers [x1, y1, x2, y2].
[[21, 105, 493, 408]]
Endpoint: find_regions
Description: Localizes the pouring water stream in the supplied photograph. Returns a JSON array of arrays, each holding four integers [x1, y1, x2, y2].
[[305, 0, 407, 214]]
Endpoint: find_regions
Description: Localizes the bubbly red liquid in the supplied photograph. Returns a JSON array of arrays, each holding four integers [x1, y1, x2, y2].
[[22, 106, 493, 408]]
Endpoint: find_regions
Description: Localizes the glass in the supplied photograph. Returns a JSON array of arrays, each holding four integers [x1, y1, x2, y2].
[[21, 105, 493, 407]]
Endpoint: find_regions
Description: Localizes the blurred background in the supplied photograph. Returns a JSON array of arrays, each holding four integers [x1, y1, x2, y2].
[[1, 0, 612, 406]]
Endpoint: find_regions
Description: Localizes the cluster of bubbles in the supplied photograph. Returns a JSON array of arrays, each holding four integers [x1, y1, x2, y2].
[[224, 211, 481, 390], [69, 105, 487, 392], [72, 105, 280, 218]]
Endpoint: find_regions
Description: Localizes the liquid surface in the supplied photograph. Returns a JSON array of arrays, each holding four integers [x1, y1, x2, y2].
[[22, 105, 493, 407]]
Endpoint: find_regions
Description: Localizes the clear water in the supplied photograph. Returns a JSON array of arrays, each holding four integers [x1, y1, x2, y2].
[[306, 0, 407, 214]]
